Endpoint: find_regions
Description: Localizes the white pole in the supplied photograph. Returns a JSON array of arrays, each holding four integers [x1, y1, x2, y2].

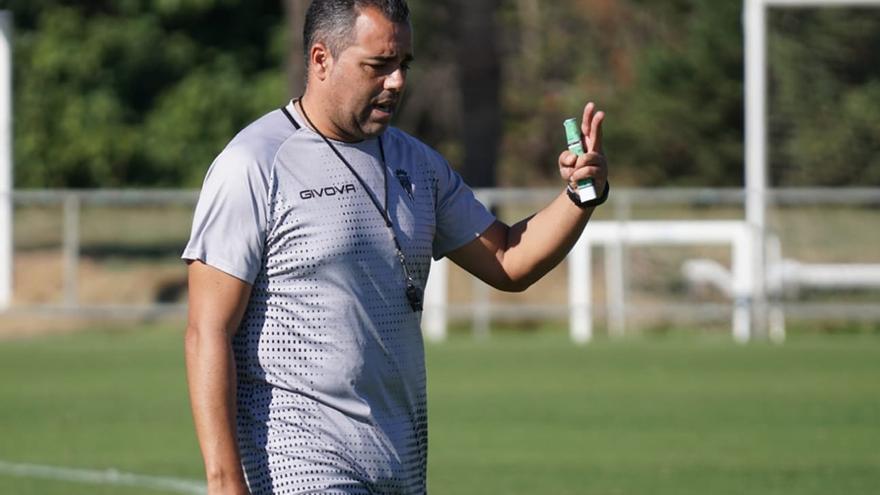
[[744, 0, 767, 340], [765, 233, 786, 343], [607, 194, 631, 338], [62, 193, 80, 307], [732, 224, 753, 343], [0, 12, 12, 311], [423, 258, 449, 342], [605, 241, 625, 338], [568, 233, 592, 344], [471, 276, 490, 339]]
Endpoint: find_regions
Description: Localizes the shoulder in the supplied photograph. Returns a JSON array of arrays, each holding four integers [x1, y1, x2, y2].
[[209, 109, 302, 183], [224, 109, 301, 166]]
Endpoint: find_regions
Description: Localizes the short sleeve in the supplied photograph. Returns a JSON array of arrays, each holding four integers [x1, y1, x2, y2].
[[181, 144, 272, 284], [431, 160, 496, 260]]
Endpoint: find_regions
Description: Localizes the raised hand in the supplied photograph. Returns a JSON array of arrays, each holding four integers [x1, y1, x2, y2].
[[558, 102, 608, 192]]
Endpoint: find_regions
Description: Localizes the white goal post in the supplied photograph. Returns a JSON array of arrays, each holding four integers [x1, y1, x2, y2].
[[743, 0, 880, 337], [568, 221, 754, 344], [1, 11, 12, 311], [423, 220, 756, 345]]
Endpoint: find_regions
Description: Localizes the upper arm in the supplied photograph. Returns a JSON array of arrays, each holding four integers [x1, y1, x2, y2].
[[186, 260, 253, 338], [181, 144, 271, 285], [427, 150, 496, 260], [446, 220, 525, 292], [182, 142, 270, 337]]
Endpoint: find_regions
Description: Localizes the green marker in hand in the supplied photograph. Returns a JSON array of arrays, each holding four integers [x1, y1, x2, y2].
[[564, 118, 598, 202]]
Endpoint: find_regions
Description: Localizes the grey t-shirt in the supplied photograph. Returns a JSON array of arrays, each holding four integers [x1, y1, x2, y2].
[[183, 101, 495, 494]]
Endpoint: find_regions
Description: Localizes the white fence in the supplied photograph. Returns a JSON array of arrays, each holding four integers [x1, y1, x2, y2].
[[3, 187, 880, 342], [4, 189, 197, 319], [424, 219, 754, 343]]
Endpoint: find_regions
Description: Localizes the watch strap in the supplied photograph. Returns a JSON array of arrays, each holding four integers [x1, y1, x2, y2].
[[566, 181, 610, 209]]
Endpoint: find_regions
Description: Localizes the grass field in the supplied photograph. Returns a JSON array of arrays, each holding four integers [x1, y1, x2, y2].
[[1, 326, 879, 494]]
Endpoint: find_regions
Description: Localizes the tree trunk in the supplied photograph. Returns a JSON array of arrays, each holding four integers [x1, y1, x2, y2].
[[456, 0, 502, 188], [283, 0, 310, 98]]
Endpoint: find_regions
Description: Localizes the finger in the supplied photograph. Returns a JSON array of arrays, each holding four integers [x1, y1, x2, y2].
[[590, 111, 605, 153], [570, 166, 607, 190], [570, 166, 598, 182], [576, 151, 606, 169], [581, 102, 594, 138], [559, 150, 578, 168]]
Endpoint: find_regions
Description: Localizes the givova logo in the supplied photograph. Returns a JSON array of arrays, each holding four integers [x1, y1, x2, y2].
[[299, 183, 357, 200]]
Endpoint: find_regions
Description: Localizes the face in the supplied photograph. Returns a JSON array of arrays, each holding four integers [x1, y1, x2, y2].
[[322, 7, 413, 141]]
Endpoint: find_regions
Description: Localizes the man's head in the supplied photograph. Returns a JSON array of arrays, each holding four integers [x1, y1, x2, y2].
[[301, 0, 414, 142], [303, 0, 410, 69]]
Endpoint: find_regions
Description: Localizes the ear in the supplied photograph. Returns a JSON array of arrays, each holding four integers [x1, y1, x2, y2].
[[309, 42, 333, 81]]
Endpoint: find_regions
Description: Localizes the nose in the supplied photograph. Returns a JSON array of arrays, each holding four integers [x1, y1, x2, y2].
[[385, 67, 406, 92]]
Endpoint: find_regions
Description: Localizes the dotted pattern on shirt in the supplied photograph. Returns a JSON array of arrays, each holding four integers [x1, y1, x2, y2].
[[233, 129, 435, 494]]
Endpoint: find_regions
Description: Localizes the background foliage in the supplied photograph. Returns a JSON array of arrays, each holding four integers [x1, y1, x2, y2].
[[8, 0, 286, 187], [4, 0, 880, 188]]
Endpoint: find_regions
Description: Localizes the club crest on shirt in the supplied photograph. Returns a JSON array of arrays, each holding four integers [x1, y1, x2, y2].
[[395, 169, 414, 201]]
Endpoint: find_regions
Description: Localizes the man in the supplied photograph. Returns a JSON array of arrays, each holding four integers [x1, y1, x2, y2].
[[183, 0, 608, 493]]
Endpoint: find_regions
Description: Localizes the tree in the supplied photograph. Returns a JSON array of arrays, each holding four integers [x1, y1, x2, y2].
[[610, 0, 745, 186], [283, 0, 309, 99], [769, 7, 880, 186], [455, 0, 503, 188], [10, 0, 286, 187], [8, 0, 878, 189]]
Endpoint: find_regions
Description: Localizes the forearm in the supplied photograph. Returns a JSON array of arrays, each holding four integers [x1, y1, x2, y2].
[[447, 102, 607, 293], [500, 190, 593, 289], [185, 325, 248, 493]]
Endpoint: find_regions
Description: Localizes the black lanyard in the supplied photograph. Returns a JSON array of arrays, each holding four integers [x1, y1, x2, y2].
[[282, 100, 424, 312]]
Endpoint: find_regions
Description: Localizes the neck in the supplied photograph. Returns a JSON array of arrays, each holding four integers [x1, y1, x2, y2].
[[298, 93, 362, 143]]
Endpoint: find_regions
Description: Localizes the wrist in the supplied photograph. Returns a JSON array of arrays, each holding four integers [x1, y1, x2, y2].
[[566, 180, 609, 209]]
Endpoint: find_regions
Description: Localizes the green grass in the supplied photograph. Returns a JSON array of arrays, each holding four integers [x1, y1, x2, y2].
[[1, 326, 879, 494], [0, 326, 199, 495], [428, 331, 880, 494]]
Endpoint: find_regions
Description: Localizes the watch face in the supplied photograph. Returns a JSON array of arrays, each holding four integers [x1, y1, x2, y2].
[[567, 186, 586, 208]]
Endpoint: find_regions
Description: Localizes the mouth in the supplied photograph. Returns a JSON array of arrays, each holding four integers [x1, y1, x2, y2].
[[372, 100, 397, 116]]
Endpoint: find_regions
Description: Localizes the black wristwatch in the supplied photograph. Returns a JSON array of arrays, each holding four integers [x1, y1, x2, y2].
[[566, 181, 610, 209]]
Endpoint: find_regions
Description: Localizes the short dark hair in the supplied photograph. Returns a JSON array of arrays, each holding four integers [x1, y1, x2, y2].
[[303, 0, 410, 67]]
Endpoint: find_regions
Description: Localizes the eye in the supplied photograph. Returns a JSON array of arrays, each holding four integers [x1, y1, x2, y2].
[[366, 62, 391, 74], [366, 59, 411, 74]]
